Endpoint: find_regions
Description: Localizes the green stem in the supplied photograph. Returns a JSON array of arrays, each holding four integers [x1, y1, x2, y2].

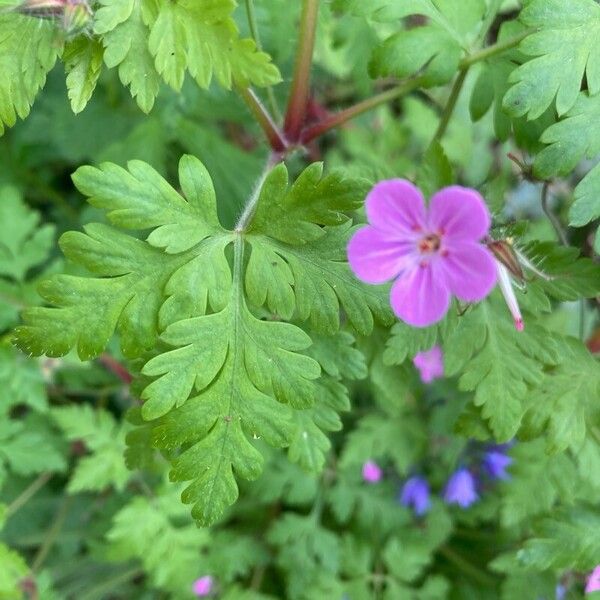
[[461, 28, 534, 68], [79, 568, 143, 600], [5, 473, 52, 519], [238, 87, 288, 152], [541, 183, 568, 245], [439, 546, 497, 587], [301, 77, 424, 143], [243, 0, 281, 120], [284, 0, 319, 141], [32, 496, 72, 572], [432, 67, 469, 143]]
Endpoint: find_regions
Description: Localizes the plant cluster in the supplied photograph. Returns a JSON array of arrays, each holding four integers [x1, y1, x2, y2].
[[0, 0, 599, 599]]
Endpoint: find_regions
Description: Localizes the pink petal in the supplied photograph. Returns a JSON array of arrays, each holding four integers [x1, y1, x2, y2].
[[390, 263, 450, 327], [348, 226, 416, 284], [428, 186, 491, 241], [365, 179, 427, 235], [413, 345, 444, 383], [441, 242, 497, 302], [586, 565, 600, 594]]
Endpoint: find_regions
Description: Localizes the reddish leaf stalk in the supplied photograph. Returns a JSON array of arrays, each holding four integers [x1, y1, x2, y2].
[[283, 0, 319, 141], [239, 87, 288, 152], [99, 353, 133, 384], [300, 78, 424, 144]]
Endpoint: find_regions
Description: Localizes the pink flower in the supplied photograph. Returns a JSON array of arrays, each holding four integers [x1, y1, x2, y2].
[[362, 460, 382, 483], [348, 180, 497, 327], [413, 345, 444, 383], [193, 576, 213, 597], [586, 565, 600, 594]]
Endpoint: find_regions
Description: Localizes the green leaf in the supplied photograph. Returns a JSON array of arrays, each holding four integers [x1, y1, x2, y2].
[[469, 20, 530, 143], [369, 25, 461, 87], [517, 506, 600, 571], [106, 490, 211, 593], [14, 155, 383, 525], [267, 513, 339, 599], [247, 164, 392, 335], [0, 14, 61, 134], [444, 298, 561, 441], [52, 405, 131, 492], [503, 0, 600, 118], [0, 543, 28, 600], [534, 92, 600, 179], [0, 186, 55, 282], [383, 505, 452, 583], [15, 156, 229, 359], [340, 413, 426, 476], [64, 37, 104, 114], [0, 415, 66, 477], [145, 0, 281, 91], [0, 345, 47, 416], [384, 311, 457, 366], [95, 0, 161, 113], [365, 0, 486, 86], [416, 141, 453, 199], [520, 241, 600, 302], [499, 440, 577, 527], [521, 339, 600, 454]]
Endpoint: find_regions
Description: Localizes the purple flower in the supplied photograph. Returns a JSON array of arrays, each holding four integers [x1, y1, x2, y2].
[[555, 583, 567, 600], [400, 476, 431, 516], [413, 345, 444, 383], [347, 180, 497, 327], [443, 468, 478, 508], [483, 449, 512, 480], [586, 565, 600, 594], [362, 460, 382, 483], [193, 576, 213, 597]]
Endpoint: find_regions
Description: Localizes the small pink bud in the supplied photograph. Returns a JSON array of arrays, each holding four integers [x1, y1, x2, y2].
[[413, 346, 444, 383], [362, 460, 382, 483], [193, 576, 213, 597], [496, 261, 524, 331]]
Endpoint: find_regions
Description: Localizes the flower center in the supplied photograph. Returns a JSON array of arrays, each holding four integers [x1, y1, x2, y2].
[[418, 233, 441, 255]]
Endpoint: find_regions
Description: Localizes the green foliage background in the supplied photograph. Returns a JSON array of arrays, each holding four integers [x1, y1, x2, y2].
[[0, 0, 599, 599]]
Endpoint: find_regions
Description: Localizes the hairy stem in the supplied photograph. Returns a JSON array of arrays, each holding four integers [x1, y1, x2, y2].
[[235, 153, 283, 232], [5, 473, 52, 519], [243, 0, 281, 120], [301, 77, 424, 143], [284, 0, 319, 141]]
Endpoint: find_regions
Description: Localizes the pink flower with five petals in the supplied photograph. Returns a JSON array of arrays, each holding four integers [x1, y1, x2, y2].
[[348, 180, 497, 327]]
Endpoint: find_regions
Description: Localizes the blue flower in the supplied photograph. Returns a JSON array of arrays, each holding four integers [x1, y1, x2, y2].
[[400, 476, 431, 516], [443, 468, 478, 508], [483, 449, 512, 480]]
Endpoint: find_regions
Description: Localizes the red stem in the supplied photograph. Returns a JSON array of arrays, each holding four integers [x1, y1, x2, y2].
[[99, 354, 132, 384], [239, 87, 288, 152], [300, 78, 423, 144], [283, 0, 319, 141]]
